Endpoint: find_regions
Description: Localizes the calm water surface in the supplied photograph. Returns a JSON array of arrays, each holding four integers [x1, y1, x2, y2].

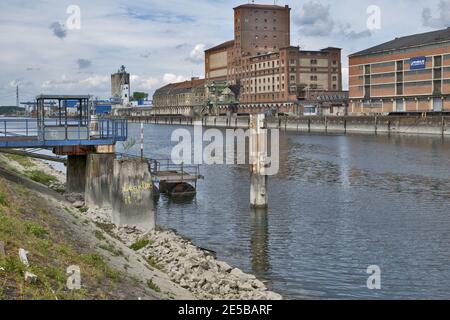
[[120, 123, 450, 299]]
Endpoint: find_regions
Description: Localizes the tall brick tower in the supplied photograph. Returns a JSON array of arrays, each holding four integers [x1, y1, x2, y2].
[[231, 3, 291, 83]]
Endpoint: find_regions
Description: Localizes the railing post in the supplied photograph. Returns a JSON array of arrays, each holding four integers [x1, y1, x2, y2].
[[181, 162, 184, 182]]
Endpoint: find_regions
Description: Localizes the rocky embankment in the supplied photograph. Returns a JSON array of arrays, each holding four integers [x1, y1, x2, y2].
[[114, 225, 282, 300], [82, 202, 282, 300]]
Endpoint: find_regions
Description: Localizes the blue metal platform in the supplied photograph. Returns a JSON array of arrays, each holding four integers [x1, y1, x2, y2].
[[0, 118, 127, 148]]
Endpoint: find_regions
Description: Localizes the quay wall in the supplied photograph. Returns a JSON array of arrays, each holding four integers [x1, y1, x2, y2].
[[126, 115, 450, 136]]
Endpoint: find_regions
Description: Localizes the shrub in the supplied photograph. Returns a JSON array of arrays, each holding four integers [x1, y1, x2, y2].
[[25, 221, 48, 239], [129, 239, 150, 251], [147, 279, 161, 293], [0, 191, 8, 206], [25, 170, 57, 186]]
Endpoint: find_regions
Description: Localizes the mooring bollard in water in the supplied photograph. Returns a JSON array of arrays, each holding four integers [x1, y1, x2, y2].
[[249, 114, 268, 209]]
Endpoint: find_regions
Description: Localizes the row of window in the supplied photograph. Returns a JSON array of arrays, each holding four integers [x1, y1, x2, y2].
[[254, 18, 277, 23]]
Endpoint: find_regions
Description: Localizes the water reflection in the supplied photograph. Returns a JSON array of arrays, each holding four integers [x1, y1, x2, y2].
[[250, 208, 270, 281]]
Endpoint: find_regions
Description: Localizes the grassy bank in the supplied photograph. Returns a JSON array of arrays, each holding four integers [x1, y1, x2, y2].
[[0, 153, 64, 193], [0, 153, 194, 300], [0, 178, 123, 299]]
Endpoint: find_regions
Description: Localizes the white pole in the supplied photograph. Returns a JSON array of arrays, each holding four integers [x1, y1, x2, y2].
[[140, 122, 144, 159]]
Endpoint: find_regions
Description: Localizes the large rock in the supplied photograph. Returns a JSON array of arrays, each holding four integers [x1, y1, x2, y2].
[[266, 291, 283, 300], [216, 261, 232, 273], [25, 272, 38, 283]]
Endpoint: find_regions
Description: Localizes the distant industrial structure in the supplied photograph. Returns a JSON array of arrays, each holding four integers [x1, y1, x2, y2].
[[349, 27, 450, 115], [111, 65, 131, 105], [150, 2, 346, 116]]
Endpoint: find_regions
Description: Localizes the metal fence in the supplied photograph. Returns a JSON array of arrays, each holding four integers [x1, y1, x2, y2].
[[0, 118, 127, 148]]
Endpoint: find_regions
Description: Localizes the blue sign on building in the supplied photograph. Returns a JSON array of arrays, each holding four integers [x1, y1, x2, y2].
[[410, 56, 426, 70], [95, 105, 112, 114]]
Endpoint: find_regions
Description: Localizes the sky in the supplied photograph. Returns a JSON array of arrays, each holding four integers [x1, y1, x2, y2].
[[0, 0, 449, 105]]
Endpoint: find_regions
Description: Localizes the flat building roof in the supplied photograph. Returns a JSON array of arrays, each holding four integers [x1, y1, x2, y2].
[[350, 27, 450, 57]]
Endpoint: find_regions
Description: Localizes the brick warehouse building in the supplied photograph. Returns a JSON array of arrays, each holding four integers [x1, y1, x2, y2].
[[204, 3, 343, 113], [349, 28, 450, 115], [153, 2, 344, 116]]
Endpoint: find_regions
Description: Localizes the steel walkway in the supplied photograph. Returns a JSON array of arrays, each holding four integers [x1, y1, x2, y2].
[[0, 118, 127, 148]]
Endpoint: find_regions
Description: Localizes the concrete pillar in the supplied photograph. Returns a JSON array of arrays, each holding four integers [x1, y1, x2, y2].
[[250, 114, 268, 208], [111, 158, 155, 231], [250, 174, 268, 208], [67, 155, 87, 194], [85, 153, 115, 208]]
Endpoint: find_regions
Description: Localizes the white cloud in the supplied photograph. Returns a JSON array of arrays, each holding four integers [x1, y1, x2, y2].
[[79, 75, 109, 87], [163, 73, 188, 84], [131, 75, 160, 91], [342, 67, 349, 90], [187, 43, 206, 64]]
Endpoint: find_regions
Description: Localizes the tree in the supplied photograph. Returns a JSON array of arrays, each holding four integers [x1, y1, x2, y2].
[[132, 92, 148, 101]]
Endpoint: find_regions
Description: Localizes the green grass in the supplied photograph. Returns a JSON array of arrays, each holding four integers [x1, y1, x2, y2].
[[4, 154, 34, 168], [24, 221, 48, 239], [0, 191, 8, 206], [99, 243, 123, 257], [129, 239, 151, 251], [25, 170, 57, 186], [147, 255, 163, 271], [147, 279, 161, 293], [94, 230, 106, 241], [0, 178, 125, 300], [1, 255, 26, 275], [80, 253, 121, 282]]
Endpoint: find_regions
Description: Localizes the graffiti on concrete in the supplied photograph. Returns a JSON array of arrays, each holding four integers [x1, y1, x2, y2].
[[122, 181, 152, 205]]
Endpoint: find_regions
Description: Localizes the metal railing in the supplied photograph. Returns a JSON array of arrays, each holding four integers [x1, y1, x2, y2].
[[115, 153, 202, 181], [148, 158, 201, 178], [0, 118, 127, 142]]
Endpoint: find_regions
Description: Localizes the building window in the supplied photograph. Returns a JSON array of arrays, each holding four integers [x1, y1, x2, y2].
[[332, 76, 337, 81], [311, 59, 317, 65]]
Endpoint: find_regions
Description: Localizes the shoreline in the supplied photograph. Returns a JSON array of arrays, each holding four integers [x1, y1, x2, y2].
[[0, 152, 282, 300]]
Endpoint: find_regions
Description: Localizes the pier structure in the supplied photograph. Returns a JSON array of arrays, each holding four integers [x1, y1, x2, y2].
[[0, 94, 157, 230]]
